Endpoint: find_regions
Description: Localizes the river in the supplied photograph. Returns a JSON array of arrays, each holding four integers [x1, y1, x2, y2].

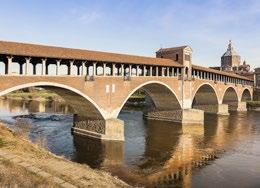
[[0, 98, 259, 187]]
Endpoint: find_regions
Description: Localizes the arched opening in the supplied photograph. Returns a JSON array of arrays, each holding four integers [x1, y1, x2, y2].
[[10, 61, 20, 75], [105, 65, 112, 76], [241, 89, 252, 101], [0, 55, 7, 75], [0, 83, 104, 120], [222, 87, 239, 111], [47, 64, 57, 76], [70, 62, 78, 76], [0, 82, 106, 165], [192, 84, 219, 113], [59, 64, 69, 76], [116, 82, 181, 171], [34, 63, 42, 75], [119, 82, 181, 116], [131, 66, 137, 76], [97, 64, 103, 76]]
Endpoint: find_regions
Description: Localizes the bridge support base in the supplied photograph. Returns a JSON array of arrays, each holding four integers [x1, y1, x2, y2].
[[236, 102, 247, 111], [72, 117, 124, 141], [182, 109, 204, 124], [193, 104, 229, 116], [144, 109, 204, 124], [216, 104, 229, 115]]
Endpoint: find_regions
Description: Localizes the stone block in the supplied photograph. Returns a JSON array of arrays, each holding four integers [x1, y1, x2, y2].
[[237, 102, 247, 111], [182, 109, 204, 124], [72, 118, 124, 141]]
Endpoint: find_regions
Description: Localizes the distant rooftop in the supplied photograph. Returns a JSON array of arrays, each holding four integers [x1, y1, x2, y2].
[[156, 45, 191, 53]]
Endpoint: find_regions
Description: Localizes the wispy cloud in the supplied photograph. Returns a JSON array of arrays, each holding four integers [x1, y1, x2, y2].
[[68, 6, 102, 25]]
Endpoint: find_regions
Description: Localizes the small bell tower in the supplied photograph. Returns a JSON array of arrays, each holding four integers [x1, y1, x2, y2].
[[156, 45, 193, 79]]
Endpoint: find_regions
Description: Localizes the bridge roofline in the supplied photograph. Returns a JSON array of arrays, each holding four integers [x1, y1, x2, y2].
[[192, 64, 253, 81], [0, 40, 183, 68]]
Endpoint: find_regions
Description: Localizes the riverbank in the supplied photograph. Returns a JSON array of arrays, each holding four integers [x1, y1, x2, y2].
[[247, 101, 260, 110], [0, 89, 64, 102], [0, 123, 130, 187]]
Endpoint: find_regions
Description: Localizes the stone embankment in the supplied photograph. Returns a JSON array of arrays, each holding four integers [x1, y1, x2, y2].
[[0, 123, 130, 188]]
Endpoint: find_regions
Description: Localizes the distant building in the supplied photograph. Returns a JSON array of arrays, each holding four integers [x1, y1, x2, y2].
[[221, 40, 241, 71], [254, 68, 260, 100], [211, 40, 254, 79], [255, 68, 260, 88]]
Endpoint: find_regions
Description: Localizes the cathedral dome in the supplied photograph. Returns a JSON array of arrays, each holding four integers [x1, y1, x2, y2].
[[222, 40, 240, 57]]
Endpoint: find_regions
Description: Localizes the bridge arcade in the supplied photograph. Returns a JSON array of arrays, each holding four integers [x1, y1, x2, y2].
[[0, 41, 254, 141]]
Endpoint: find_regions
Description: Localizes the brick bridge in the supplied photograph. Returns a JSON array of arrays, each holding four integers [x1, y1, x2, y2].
[[0, 41, 254, 141]]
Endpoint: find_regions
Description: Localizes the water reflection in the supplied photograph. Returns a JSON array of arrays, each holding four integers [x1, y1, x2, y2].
[[73, 136, 124, 168], [0, 98, 259, 187], [0, 98, 74, 114]]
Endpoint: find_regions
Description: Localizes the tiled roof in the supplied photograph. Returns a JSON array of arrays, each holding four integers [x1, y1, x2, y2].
[[156, 46, 190, 53], [0, 40, 183, 67], [192, 64, 253, 81]]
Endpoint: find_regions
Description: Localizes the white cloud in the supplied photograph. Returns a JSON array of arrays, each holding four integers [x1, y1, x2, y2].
[[67, 6, 102, 25]]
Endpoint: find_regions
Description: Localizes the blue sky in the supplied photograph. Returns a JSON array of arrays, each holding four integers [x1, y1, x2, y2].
[[0, 0, 259, 68]]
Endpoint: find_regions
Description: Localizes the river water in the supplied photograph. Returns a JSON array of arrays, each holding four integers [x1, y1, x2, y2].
[[0, 98, 259, 187]]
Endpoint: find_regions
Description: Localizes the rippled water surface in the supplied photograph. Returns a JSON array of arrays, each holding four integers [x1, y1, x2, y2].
[[0, 98, 260, 187]]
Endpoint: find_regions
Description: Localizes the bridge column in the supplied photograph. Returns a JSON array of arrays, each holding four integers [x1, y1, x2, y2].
[[41, 59, 46, 75], [81, 61, 86, 76], [143, 65, 146, 76], [93, 62, 97, 76], [69, 60, 74, 75], [25, 57, 31, 75], [156, 66, 159, 76], [72, 116, 124, 141], [129, 64, 132, 77], [150, 66, 153, 76], [120, 64, 123, 76], [103, 63, 106, 76], [112, 64, 116, 76], [56, 60, 61, 75], [136, 65, 139, 76], [6, 56, 13, 75]]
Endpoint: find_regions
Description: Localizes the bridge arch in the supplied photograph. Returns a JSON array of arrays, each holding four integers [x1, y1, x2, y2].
[[116, 81, 182, 117], [222, 86, 239, 111], [0, 82, 106, 120], [241, 88, 252, 101], [192, 83, 220, 106]]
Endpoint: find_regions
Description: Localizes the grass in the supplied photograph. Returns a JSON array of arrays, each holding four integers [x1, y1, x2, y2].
[[1, 88, 64, 102], [0, 123, 130, 187], [0, 159, 57, 188], [0, 138, 4, 148], [5, 90, 58, 98]]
